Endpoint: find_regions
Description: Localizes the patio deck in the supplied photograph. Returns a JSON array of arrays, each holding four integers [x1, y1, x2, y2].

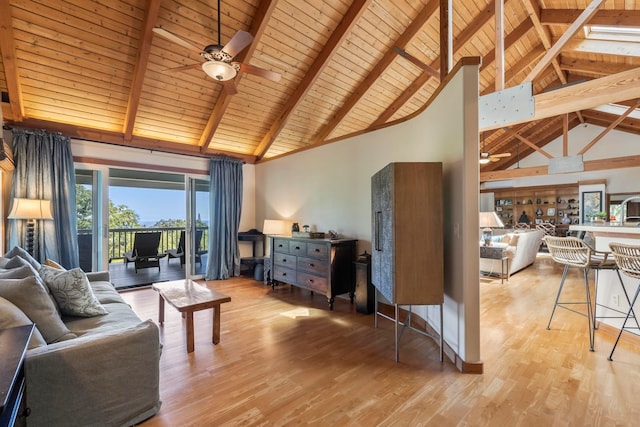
[[109, 254, 208, 290]]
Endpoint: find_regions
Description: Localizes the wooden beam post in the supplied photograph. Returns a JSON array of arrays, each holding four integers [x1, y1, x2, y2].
[[440, 0, 452, 79], [578, 100, 640, 155], [503, 128, 554, 158], [495, 0, 505, 91]]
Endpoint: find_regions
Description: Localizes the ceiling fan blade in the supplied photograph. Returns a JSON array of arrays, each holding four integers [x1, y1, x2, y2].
[[220, 80, 238, 95], [392, 46, 440, 80], [222, 30, 253, 58], [236, 62, 281, 82], [491, 153, 512, 158], [163, 63, 202, 72], [153, 27, 202, 53]]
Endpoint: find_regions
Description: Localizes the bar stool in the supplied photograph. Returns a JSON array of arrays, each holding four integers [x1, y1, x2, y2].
[[607, 243, 640, 361], [545, 236, 616, 351]]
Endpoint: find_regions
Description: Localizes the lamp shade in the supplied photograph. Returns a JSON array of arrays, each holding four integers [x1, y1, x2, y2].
[[8, 198, 53, 220], [262, 219, 293, 236], [202, 61, 237, 81], [479, 211, 504, 229]]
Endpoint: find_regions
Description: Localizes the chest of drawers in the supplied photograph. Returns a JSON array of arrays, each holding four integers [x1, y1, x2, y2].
[[270, 236, 357, 310]]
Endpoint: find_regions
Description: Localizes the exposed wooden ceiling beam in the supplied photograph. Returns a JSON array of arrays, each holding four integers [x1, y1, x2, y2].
[[524, 0, 604, 83], [0, 1, 24, 121], [311, 0, 439, 142], [578, 101, 640, 155], [495, 0, 505, 91], [540, 9, 640, 26], [4, 117, 256, 163], [484, 66, 640, 131], [559, 58, 636, 77], [522, 0, 571, 87], [503, 128, 553, 158], [374, 0, 505, 128], [123, 0, 160, 141], [582, 110, 640, 136], [197, 0, 277, 150], [253, 0, 372, 159], [440, 0, 452, 77], [481, 18, 534, 73], [482, 154, 640, 182]]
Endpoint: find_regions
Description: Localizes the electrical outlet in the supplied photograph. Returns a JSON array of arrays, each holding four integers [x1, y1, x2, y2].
[[612, 294, 620, 307]]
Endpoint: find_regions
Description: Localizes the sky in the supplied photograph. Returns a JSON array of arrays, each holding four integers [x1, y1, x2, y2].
[[109, 187, 209, 225]]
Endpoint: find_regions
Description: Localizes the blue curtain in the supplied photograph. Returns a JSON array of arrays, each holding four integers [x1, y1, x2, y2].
[[8, 129, 79, 267], [205, 157, 243, 280]]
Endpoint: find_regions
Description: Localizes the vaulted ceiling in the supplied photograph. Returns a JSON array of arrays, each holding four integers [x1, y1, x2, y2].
[[1, 0, 639, 169]]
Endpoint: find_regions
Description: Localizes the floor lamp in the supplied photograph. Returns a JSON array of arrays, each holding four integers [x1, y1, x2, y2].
[[8, 198, 54, 257]]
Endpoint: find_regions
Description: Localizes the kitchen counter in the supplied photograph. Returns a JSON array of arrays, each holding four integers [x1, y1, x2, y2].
[[569, 222, 640, 338]]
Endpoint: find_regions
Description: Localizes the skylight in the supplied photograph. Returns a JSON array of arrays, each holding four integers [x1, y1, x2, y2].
[[593, 103, 640, 120], [584, 25, 640, 43]]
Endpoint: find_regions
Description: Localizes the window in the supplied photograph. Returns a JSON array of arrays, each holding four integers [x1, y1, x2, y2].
[[584, 25, 640, 43]]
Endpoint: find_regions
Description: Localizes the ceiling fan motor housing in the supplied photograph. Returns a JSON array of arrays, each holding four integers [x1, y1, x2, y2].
[[202, 45, 234, 63]]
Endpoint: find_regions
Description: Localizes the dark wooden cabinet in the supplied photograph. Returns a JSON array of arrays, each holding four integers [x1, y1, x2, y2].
[[270, 236, 357, 310], [0, 325, 34, 427]]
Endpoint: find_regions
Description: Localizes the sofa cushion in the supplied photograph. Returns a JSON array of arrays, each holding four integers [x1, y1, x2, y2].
[[0, 264, 39, 279], [4, 255, 34, 270], [39, 266, 108, 317], [0, 296, 47, 349], [0, 276, 75, 343], [89, 280, 127, 305], [63, 302, 144, 336], [4, 246, 42, 271]]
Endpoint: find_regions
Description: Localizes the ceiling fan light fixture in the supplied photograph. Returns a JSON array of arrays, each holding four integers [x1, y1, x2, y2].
[[479, 153, 491, 164], [202, 61, 237, 81]]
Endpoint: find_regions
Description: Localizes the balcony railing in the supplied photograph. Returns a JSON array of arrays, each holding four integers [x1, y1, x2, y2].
[[78, 227, 209, 263]]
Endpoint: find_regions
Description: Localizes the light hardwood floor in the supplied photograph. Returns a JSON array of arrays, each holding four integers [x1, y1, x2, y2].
[[124, 253, 640, 426]]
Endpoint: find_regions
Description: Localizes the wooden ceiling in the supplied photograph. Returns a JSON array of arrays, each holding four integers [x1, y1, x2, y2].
[[1, 0, 639, 167]]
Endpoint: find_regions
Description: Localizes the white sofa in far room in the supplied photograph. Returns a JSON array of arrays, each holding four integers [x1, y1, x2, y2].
[[480, 229, 544, 278]]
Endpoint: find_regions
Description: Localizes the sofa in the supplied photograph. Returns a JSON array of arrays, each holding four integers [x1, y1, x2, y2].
[[480, 229, 544, 278], [0, 247, 161, 426]]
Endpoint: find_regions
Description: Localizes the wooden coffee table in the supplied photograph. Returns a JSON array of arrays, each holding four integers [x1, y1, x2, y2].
[[152, 279, 231, 353]]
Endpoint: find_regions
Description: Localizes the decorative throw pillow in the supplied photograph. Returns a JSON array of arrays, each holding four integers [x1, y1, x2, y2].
[[0, 276, 76, 343], [4, 246, 42, 271], [0, 296, 47, 349], [0, 265, 39, 279], [509, 234, 520, 247], [38, 266, 108, 317], [4, 256, 32, 270], [44, 259, 66, 270]]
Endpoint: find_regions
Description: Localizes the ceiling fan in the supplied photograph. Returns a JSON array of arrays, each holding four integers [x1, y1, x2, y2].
[[152, 0, 281, 95], [479, 135, 511, 164]]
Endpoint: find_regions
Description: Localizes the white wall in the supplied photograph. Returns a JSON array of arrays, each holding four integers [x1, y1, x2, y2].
[[484, 124, 640, 193], [255, 63, 482, 365]]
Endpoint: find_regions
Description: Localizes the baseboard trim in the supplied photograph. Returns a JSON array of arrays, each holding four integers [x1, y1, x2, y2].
[[596, 321, 640, 347], [377, 302, 483, 374]]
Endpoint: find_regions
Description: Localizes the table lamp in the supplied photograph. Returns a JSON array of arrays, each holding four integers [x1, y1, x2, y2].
[[8, 198, 53, 256], [479, 211, 504, 246]]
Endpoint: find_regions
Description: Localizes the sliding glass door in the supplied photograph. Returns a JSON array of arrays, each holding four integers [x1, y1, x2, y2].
[[75, 166, 209, 288], [186, 177, 209, 278]]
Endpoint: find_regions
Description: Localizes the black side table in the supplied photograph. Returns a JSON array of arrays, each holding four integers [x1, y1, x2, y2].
[[0, 324, 34, 427]]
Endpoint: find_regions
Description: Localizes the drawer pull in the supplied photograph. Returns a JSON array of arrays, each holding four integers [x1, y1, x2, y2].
[[309, 263, 314, 267], [308, 279, 314, 283], [282, 272, 287, 276], [295, 246, 300, 250], [315, 249, 320, 253], [278, 244, 284, 248], [282, 259, 287, 263]]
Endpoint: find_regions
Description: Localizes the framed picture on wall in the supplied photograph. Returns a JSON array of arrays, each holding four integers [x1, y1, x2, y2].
[[547, 208, 555, 216], [582, 190, 603, 222]]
